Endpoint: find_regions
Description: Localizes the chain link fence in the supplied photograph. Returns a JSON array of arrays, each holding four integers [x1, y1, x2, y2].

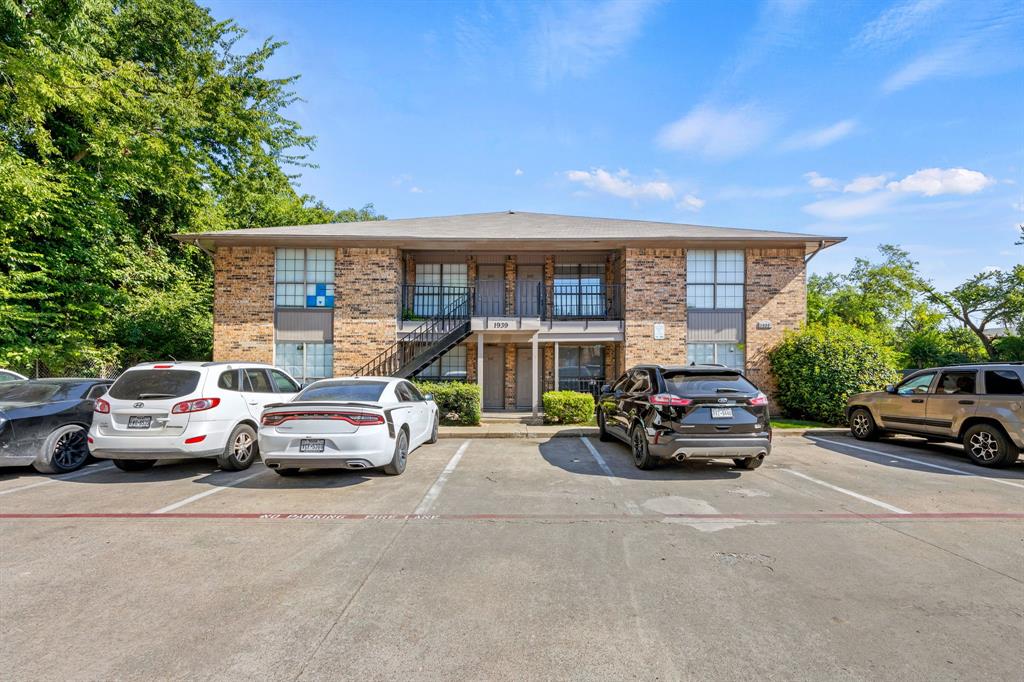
[[8, 360, 126, 381]]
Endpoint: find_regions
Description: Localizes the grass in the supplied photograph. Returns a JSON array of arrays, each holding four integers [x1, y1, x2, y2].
[[770, 418, 837, 429]]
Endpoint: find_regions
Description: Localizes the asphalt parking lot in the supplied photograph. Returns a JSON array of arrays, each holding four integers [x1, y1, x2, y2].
[[1, 434, 1022, 681]]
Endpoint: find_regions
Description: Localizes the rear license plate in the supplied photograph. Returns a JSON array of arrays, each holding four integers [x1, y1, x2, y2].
[[300, 439, 325, 453], [127, 416, 152, 429], [711, 408, 733, 419]]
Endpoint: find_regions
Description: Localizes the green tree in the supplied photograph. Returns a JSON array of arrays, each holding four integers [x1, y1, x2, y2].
[[0, 0, 381, 372], [924, 265, 1024, 359]]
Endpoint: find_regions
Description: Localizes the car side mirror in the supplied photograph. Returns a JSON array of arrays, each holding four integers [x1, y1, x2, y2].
[[884, 384, 896, 394], [600, 384, 611, 394], [424, 393, 434, 401]]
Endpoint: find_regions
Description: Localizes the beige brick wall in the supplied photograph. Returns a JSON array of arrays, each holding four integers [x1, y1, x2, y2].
[[466, 340, 477, 383], [745, 248, 806, 405], [543, 344, 555, 392], [503, 344, 517, 409], [212, 246, 275, 364], [504, 256, 517, 316], [622, 248, 687, 368], [333, 247, 401, 375]]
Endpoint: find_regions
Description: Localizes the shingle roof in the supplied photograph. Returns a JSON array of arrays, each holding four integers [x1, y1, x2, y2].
[[174, 211, 844, 254]]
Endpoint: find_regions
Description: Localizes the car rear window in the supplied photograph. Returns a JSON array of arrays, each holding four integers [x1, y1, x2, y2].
[[298, 381, 387, 402], [108, 370, 201, 400], [663, 371, 758, 395], [984, 370, 1024, 395], [0, 382, 64, 403]]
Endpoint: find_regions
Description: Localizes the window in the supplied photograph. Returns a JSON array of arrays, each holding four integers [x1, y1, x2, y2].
[[935, 371, 976, 395], [687, 342, 744, 371], [275, 342, 333, 383], [558, 345, 605, 391], [108, 370, 200, 400], [417, 345, 467, 380], [270, 370, 300, 393], [898, 372, 935, 395], [414, 263, 468, 316], [984, 370, 1024, 395], [553, 264, 605, 318], [405, 382, 425, 401], [86, 384, 110, 400], [275, 248, 335, 308], [663, 371, 758, 396], [629, 370, 652, 393], [218, 370, 240, 391], [244, 369, 274, 393], [686, 250, 744, 309], [298, 380, 387, 402]]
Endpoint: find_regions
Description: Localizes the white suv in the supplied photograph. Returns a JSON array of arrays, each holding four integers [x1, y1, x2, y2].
[[89, 361, 300, 472]]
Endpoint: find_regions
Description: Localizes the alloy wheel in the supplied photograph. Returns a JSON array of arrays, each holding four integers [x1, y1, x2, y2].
[[53, 429, 88, 470], [632, 429, 646, 464], [398, 435, 408, 468], [233, 431, 255, 463], [852, 412, 870, 437], [968, 431, 1000, 462]]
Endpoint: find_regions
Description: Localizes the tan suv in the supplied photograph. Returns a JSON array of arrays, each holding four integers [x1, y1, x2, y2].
[[846, 363, 1024, 468]]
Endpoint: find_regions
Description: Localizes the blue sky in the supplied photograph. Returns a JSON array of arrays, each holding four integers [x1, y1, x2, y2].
[[206, 0, 1023, 289]]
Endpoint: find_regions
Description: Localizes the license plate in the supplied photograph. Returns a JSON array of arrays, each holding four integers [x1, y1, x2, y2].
[[127, 416, 152, 429], [300, 439, 325, 453], [711, 408, 733, 419]]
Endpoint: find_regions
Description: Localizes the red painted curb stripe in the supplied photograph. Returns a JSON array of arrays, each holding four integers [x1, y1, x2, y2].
[[1, 512, 1022, 521]]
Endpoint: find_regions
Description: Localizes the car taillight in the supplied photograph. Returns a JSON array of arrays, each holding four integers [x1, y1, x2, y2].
[[261, 411, 385, 426], [171, 398, 221, 414], [749, 393, 768, 406], [94, 398, 110, 414], [649, 393, 692, 406]]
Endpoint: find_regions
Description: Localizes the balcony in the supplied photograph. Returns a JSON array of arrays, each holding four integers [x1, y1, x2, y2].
[[400, 283, 623, 321]]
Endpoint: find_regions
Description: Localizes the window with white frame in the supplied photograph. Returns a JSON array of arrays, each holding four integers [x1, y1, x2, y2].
[[275, 342, 333, 383], [414, 263, 468, 316], [687, 342, 744, 371], [416, 345, 467, 380], [686, 250, 744, 309], [275, 248, 335, 308]]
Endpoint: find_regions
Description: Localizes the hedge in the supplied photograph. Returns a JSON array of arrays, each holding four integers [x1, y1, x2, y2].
[[769, 322, 899, 425], [542, 390, 595, 425], [412, 381, 481, 426]]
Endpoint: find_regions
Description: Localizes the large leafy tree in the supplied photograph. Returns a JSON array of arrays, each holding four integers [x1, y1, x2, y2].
[[924, 265, 1024, 359], [0, 0, 379, 373]]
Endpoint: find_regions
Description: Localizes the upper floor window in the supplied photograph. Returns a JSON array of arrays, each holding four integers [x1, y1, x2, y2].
[[413, 263, 467, 316], [276, 248, 334, 308], [686, 250, 744, 309], [554, 264, 605, 317]]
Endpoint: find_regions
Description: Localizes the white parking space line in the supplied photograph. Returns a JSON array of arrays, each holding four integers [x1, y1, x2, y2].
[[152, 469, 269, 514], [808, 436, 1024, 490], [0, 463, 115, 497], [783, 469, 911, 514], [414, 440, 470, 516], [580, 438, 642, 516]]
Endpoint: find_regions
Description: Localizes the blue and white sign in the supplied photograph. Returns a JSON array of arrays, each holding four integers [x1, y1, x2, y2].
[[307, 284, 334, 308]]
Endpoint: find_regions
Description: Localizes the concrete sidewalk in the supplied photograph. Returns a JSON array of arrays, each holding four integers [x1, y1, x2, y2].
[[438, 424, 847, 439]]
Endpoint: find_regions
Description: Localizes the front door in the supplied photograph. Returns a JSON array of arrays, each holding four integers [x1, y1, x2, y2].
[[877, 371, 936, 433], [516, 266, 543, 317], [515, 347, 540, 410], [483, 345, 504, 410], [476, 265, 504, 316]]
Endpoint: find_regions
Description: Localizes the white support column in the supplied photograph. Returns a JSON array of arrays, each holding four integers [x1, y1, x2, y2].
[[531, 333, 539, 417], [477, 332, 484, 412], [553, 342, 559, 392]]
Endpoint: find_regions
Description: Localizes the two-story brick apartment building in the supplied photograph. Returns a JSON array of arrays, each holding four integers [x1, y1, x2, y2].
[[177, 212, 843, 414]]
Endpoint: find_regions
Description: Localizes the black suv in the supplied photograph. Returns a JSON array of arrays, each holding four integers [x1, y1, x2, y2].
[[596, 364, 772, 470]]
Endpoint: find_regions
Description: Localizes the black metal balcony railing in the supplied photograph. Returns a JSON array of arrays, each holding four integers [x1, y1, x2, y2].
[[399, 283, 623, 320]]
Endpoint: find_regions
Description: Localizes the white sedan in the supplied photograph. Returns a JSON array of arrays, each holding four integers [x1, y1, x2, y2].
[[258, 377, 439, 476]]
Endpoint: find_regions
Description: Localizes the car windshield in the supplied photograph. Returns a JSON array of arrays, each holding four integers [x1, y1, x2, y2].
[[108, 370, 201, 400], [663, 371, 758, 396], [0, 381, 67, 403], [298, 381, 387, 402]]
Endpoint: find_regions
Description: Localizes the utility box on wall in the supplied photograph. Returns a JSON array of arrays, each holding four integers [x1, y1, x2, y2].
[[653, 323, 665, 340]]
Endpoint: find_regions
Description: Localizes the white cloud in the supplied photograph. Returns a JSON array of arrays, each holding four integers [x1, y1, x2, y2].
[[565, 168, 674, 200], [854, 0, 947, 49], [514, 168, 524, 176], [677, 194, 705, 212], [803, 193, 897, 221], [803, 171, 837, 190], [844, 175, 888, 193], [781, 119, 857, 151], [531, 0, 661, 85], [656, 103, 778, 160], [409, 186, 424, 194], [886, 168, 994, 196]]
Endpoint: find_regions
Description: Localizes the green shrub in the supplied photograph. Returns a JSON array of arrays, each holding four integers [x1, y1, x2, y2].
[[412, 381, 481, 426], [542, 390, 595, 424], [994, 334, 1024, 361], [769, 323, 899, 426]]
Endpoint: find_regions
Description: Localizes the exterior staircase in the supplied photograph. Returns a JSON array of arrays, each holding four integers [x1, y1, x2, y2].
[[357, 290, 472, 378]]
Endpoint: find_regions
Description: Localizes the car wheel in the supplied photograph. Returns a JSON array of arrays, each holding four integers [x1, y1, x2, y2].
[[33, 425, 90, 474], [733, 455, 764, 470], [113, 459, 156, 472], [849, 408, 880, 441], [274, 468, 300, 476], [217, 424, 258, 471], [630, 424, 658, 470], [963, 424, 1018, 468], [598, 412, 613, 442], [384, 429, 408, 476], [426, 414, 439, 444]]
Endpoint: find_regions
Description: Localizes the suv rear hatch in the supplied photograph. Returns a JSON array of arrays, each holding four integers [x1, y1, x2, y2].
[[660, 370, 767, 436], [102, 368, 203, 436]]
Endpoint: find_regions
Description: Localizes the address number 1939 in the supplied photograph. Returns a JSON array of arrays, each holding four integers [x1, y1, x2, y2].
[[489, 321, 510, 329]]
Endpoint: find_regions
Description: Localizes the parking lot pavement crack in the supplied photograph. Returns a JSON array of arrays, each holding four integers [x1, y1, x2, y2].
[[292, 518, 410, 681]]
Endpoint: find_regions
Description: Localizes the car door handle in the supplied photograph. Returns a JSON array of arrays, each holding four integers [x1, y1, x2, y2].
[[958, 400, 975, 405], [248, 401, 259, 405], [911, 399, 924, 403]]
